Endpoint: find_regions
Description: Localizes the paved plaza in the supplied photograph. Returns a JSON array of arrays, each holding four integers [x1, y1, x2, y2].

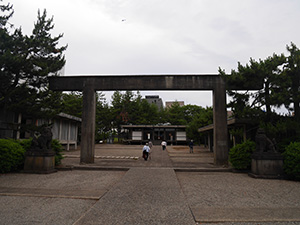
[[0, 144, 300, 224]]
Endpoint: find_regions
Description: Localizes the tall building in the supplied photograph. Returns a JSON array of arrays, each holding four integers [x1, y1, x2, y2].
[[145, 95, 163, 110], [165, 101, 184, 108]]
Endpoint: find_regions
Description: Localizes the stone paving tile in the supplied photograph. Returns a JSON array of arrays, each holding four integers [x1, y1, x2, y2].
[[192, 207, 300, 223], [0, 170, 126, 225], [0, 196, 96, 225], [0, 187, 106, 200], [176, 172, 300, 223]]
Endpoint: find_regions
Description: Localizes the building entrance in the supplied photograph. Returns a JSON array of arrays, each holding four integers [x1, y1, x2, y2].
[[121, 125, 187, 146], [154, 128, 164, 144]]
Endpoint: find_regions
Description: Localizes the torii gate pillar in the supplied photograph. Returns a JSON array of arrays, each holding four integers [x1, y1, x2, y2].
[[213, 80, 228, 165], [81, 82, 96, 163]]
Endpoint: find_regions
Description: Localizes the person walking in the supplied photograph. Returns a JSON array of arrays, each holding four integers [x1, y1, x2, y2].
[[148, 141, 153, 149], [148, 141, 153, 160], [161, 140, 167, 151], [189, 140, 194, 153], [142, 143, 150, 161]]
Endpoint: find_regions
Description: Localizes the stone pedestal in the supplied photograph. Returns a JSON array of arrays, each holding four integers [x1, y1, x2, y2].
[[249, 152, 283, 179], [23, 151, 56, 174]]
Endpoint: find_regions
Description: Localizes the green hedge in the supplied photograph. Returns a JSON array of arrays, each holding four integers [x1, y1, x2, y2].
[[283, 142, 300, 180], [0, 139, 26, 173], [51, 139, 64, 166], [229, 140, 255, 170], [0, 138, 64, 173]]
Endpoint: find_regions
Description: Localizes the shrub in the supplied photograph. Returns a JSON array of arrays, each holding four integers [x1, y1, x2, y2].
[[0, 139, 25, 173], [0, 138, 64, 173], [229, 140, 255, 170], [51, 139, 64, 166], [283, 142, 300, 180], [18, 138, 32, 152]]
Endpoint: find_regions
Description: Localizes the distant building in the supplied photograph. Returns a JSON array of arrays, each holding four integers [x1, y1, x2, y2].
[[51, 113, 81, 150], [0, 108, 81, 151], [145, 95, 163, 110], [122, 124, 187, 145], [198, 117, 258, 152], [165, 101, 184, 108], [227, 111, 234, 119]]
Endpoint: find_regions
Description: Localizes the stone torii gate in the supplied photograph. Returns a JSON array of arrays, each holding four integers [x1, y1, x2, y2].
[[49, 74, 229, 165]]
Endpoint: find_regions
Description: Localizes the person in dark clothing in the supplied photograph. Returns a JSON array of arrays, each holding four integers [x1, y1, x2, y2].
[[161, 140, 167, 150], [189, 140, 194, 153]]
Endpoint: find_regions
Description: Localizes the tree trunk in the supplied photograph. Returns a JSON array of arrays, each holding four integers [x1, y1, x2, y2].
[[292, 72, 300, 121], [294, 100, 300, 121], [265, 81, 271, 122]]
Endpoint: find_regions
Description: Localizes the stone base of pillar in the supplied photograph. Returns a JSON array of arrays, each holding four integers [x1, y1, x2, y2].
[[249, 152, 284, 179], [23, 151, 57, 174]]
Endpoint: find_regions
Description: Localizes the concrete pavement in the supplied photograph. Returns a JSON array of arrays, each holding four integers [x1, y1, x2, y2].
[[0, 144, 300, 224], [74, 168, 195, 225]]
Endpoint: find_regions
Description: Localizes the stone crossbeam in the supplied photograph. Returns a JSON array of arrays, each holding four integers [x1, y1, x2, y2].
[[49, 74, 221, 91]]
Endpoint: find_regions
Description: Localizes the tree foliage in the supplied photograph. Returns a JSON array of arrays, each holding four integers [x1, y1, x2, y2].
[[221, 43, 300, 121], [283, 142, 300, 180], [186, 106, 213, 143], [220, 53, 286, 122], [229, 140, 255, 170], [282, 43, 300, 121], [220, 42, 300, 150], [110, 91, 160, 131], [165, 101, 186, 125], [61, 92, 83, 118], [0, 4, 66, 121], [63, 91, 212, 143], [0, 139, 25, 173], [95, 92, 113, 141]]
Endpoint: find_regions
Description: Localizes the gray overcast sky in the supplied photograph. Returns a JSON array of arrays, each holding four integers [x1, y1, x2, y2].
[[9, 0, 300, 107]]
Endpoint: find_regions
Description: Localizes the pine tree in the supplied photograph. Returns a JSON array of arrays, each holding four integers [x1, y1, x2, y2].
[[0, 6, 67, 120], [285, 43, 300, 121], [220, 53, 286, 122]]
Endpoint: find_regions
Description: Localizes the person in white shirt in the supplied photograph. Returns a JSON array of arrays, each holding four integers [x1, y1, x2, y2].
[[142, 143, 150, 161], [161, 140, 167, 150]]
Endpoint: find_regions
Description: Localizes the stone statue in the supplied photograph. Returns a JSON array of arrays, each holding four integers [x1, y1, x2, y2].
[[31, 127, 53, 152], [250, 128, 283, 179], [24, 126, 56, 174], [255, 128, 277, 153]]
